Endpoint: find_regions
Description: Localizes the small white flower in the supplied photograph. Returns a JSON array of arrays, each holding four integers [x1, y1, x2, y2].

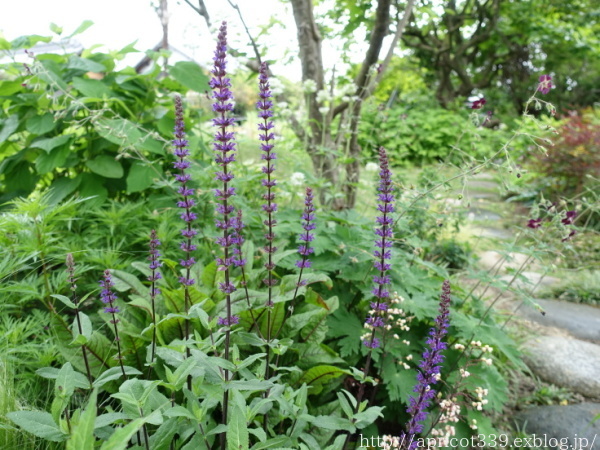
[[454, 343, 465, 351], [302, 79, 317, 93], [290, 172, 306, 186], [365, 162, 379, 172], [316, 89, 331, 104], [318, 106, 329, 115]]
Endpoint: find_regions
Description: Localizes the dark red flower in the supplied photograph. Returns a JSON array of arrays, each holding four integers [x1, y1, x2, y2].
[[471, 98, 487, 110], [561, 210, 577, 225], [527, 218, 542, 229]]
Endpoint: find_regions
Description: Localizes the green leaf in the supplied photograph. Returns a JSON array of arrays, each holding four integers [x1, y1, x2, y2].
[[35, 145, 70, 173], [99, 417, 150, 450], [169, 61, 210, 92], [73, 77, 113, 98], [51, 294, 76, 309], [297, 365, 349, 395], [36, 367, 91, 389], [251, 437, 291, 449], [85, 155, 124, 178], [67, 55, 106, 73], [95, 413, 128, 429], [126, 161, 156, 193], [50, 23, 64, 35], [30, 134, 72, 152], [67, 390, 97, 450], [55, 362, 77, 398], [73, 312, 93, 340], [149, 417, 179, 450], [201, 261, 218, 289], [309, 415, 355, 433], [47, 175, 82, 204], [110, 269, 148, 295], [94, 117, 142, 147], [0, 114, 19, 143], [69, 20, 94, 37], [227, 405, 249, 450], [0, 80, 23, 96], [6, 411, 67, 442], [26, 113, 56, 134], [93, 366, 142, 390]]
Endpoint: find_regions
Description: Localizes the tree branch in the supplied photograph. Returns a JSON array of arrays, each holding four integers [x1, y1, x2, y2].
[[183, 0, 211, 27]]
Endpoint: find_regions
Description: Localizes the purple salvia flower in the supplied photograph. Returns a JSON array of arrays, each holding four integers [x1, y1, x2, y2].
[[258, 62, 279, 305], [295, 187, 315, 272], [210, 22, 239, 343], [402, 280, 451, 446], [363, 147, 395, 348], [99, 270, 120, 316], [99, 269, 127, 377], [173, 95, 197, 288]]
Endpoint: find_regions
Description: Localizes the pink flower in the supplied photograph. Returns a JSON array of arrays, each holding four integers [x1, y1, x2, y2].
[[538, 75, 552, 94]]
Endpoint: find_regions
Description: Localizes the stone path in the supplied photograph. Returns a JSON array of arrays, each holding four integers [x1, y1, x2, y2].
[[464, 174, 600, 444]]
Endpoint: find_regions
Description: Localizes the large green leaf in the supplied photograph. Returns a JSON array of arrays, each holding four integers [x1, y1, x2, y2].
[[26, 113, 56, 134], [73, 77, 113, 98], [85, 155, 124, 178], [94, 117, 142, 147], [227, 405, 249, 450], [6, 411, 67, 442], [67, 55, 106, 73], [35, 145, 70, 173], [30, 134, 72, 152], [126, 161, 156, 193], [67, 390, 97, 450], [297, 365, 349, 395], [0, 114, 20, 143], [169, 61, 210, 92]]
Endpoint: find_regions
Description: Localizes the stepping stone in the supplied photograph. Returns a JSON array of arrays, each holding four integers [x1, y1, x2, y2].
[[523, 336, 600, 398], [467, 180, 499, 191], [471, 227, 513, 240], [521, 299, 600, 343], [467, 207, 502, 222], [515, 403, 600, 448]]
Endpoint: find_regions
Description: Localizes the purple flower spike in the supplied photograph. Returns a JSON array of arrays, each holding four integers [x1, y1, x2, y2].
[[363, 148, 395, 348], [258, 62, 278, 294], [402, 280, 451, 445], [295, 187, 315, 270], [538, 74, 552, 94], [99, 270, 119, 318], [148, 229, 162, 294], [173, 95, 197, 287], [211, 21, 238, 298]]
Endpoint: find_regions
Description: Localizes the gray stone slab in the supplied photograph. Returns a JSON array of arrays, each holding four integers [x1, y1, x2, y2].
[[467, 207, 502, 222], [515, 403, 600, 449], [472, 227, 513, 240], [521, 299, 600, 343], [523, 336, 600, 398]]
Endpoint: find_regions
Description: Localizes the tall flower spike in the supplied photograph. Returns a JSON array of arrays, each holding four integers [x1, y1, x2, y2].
[[403, 280, 451, 446], [296, 187, 315, 272], [210, 21, 238, 297], [147, 230, 162, 376], [99, 269, 127, 378], [173, 95, 198, 287], [258, 62, 279, 302], [363, 147, 395, 349]]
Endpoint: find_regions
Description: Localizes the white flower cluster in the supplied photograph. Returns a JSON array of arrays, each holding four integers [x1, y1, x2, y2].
[[302, 78, 317, 94], [472, 386, 489, 411], [380, 435, 401, 450], [289, 172, 306, 186], [365, 161, 379, 172], [431, 397, 461, 447]]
